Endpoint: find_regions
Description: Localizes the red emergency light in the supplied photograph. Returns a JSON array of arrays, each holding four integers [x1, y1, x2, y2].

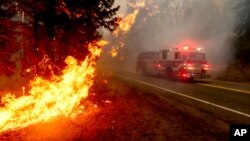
[[176, 45, 193, 51], [182, 73, 187, 77], [176, 46, 203, 52]]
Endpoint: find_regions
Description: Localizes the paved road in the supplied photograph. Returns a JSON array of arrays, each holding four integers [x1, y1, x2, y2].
[[110, 71, 250, 123]]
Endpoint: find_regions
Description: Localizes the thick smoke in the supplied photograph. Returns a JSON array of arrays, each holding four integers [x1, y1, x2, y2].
[[101, 0, 235, 76]]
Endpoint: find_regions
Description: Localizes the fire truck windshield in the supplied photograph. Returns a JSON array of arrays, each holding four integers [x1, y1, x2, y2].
[[182, 52, 206, 61]]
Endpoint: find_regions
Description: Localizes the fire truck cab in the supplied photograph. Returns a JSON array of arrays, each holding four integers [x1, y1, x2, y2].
[[136, 46, 210, 81]]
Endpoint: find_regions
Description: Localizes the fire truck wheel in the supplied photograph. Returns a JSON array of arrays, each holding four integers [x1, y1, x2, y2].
[[165, 68, 174, 80], [141, 66, 147, 75], [188, 77, 194, 82]]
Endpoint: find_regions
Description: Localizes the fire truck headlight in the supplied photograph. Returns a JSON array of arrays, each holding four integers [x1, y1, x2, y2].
[[203, 64, 208, 67], [203, 64, 209, 70], [183, 46, 189, 50], [197, 47, 202, 51], [184, 63, 194, 70]]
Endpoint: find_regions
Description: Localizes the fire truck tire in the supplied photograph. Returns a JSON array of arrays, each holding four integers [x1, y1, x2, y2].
[[141, 65, 147, 75], [188, 77, 194, 82], [165, 68, 174, 80]]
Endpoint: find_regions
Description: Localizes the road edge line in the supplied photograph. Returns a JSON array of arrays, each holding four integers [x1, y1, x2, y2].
[[198, 83, 250, 94], [114, 74, 250, 118]]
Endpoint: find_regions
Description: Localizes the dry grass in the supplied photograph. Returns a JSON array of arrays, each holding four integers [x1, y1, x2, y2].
[[217, 64, 250, 82]]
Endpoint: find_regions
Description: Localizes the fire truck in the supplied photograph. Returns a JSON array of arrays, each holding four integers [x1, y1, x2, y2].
[[136, 46, 210, 81]]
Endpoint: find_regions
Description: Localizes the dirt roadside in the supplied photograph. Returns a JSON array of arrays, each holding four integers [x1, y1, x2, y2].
[[0, 74, 229, 141]]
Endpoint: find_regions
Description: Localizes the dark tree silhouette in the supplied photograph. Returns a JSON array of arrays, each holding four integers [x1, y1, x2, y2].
[[0, 0, 21, 76], [0, 0, 120, 77], [234, 0, 250, 64]]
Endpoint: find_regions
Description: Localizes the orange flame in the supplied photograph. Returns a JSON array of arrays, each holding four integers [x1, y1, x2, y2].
[[118, 9, 139, 33], [110, 1, 146, 58], [0, 40, 108, 132]]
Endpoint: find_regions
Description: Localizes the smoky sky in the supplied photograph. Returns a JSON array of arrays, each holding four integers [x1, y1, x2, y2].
[[102, 0, 236, 74]]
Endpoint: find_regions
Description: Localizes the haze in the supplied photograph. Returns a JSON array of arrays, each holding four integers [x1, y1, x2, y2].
[[101, 0, 236, 77]]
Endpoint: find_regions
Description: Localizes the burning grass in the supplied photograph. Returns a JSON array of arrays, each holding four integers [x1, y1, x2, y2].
[[0, 73, 228, 141], [0, 41, 107, 133]]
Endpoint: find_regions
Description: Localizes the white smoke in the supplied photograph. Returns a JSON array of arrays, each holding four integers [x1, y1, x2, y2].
[[101, 0, 236, 76]]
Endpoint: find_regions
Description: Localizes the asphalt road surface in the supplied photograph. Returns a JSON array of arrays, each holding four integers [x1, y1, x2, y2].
[[111, 71, 250, 124]]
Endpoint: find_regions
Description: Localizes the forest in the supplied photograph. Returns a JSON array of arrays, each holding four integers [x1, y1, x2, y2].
[[0, 0, 250, 81]]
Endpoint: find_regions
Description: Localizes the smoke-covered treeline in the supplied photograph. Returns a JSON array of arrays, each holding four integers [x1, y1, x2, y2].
[[234, 0, 250, 64], [115, 0, 235, 73], [108, 0, 250, 80]]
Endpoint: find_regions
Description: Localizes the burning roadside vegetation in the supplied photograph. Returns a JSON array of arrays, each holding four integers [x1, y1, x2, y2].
[[0, 73, 228, 141], [0, 0, 121, 136]]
